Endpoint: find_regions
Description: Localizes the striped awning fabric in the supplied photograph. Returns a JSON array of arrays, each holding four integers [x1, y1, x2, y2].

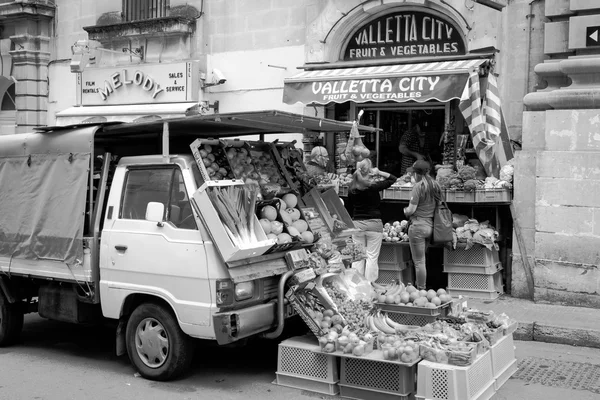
[[283, 58, 488, 105]]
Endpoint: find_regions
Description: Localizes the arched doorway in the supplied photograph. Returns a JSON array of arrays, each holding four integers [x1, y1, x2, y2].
[[0, 78, 16, 135]]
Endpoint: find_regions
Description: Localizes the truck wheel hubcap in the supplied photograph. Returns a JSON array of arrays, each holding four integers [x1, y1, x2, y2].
[[135, 317, 169, 368]]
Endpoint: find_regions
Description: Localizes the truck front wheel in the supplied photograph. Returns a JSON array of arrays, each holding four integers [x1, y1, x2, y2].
[[125, 303, 194, 381], [0, 293, 23, 347]]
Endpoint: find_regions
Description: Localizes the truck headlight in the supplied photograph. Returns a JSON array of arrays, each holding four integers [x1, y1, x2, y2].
[[234, 281, 255, 301]]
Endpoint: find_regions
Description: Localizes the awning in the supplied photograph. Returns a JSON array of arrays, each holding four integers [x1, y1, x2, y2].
[[283, 59, 488, 105], [54, 102, 199, 126]]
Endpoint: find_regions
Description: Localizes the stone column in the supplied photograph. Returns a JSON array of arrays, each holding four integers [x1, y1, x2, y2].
[[0, 1, 55, 132], [518, 0, 600, 307]]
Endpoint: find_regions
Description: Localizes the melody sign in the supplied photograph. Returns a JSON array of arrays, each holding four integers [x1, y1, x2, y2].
[[77, 61, 199, 106], [343, 11, 466, 61], [283, 73, 468, 105]]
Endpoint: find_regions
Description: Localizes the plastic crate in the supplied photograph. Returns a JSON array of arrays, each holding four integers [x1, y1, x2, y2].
[[494, 360, 517, 391], [340, 356, 417, 396], [490, 334, 516, 379], [475, 189, 512, 203], [443, 263, 502, 275], [382, 188, 395, 200], [339, 185, 349, 197], [379, 244, 412, 268], [340, 385, 415, 400], [447, 271, 504, 299], [444, 190, 476, 203], [388, 312, 437, 327], [443, 244, 500, 268], [417, 351, 495, 400], [376, 261, 414, 285], [276, 336, 340, 395]]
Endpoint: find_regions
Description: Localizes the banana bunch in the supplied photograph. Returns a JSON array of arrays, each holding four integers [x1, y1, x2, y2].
[[364, 310, 407, 335], [372, 281, 404, 297]]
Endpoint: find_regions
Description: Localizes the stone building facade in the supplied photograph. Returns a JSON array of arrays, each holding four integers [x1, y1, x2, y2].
[[516, 0, 600, 307], [2, 0, 597, 306]]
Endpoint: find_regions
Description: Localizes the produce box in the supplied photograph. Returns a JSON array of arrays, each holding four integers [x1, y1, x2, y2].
[[285, 286, 326, 338], [190, 139, 236, 185], [246, 140, 295, 197], [417, 350, 495, 400], [419, 341, 478, 367], [383, 188, 412, 201], [340, 356, 418, 398], [276, 336, 340, 396], [376, 301, 453, 316], [445, 189, 476, 203], [443, 243, 500, 268], [271, 141, 314, 196], [191, 182, 276, 262], [318, 188, 358, 237], [475, 188, 512, 203], [256, 193, 320, 253], [289, 268, 317, 286]]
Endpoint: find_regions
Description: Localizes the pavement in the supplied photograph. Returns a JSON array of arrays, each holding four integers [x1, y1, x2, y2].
[[464, 294, 600, 349]]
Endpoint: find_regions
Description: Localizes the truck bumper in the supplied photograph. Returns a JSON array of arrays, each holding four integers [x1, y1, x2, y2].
[[213, 301, 285, 345]]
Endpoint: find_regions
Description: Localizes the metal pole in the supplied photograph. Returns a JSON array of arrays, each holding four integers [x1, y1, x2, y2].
[[162, 121, 170, 163]]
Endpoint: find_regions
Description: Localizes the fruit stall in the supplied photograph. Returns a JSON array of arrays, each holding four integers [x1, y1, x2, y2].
[[276, 264, 518, 400], [184, 129, 517, 400]]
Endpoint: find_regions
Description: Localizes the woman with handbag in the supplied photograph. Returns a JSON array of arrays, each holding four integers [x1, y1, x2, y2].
[[348, 158, 397, 282], [403, 160, 443, 290]]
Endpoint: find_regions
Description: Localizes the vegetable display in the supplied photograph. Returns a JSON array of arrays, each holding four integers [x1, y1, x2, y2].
[[206, 184, 259, 246]]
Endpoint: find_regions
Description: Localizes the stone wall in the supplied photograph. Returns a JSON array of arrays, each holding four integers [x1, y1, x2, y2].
[[517, 0, 600, 306]]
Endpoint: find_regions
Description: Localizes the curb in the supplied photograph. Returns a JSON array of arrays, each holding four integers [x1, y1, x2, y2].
[[514, 321, 600, 349]]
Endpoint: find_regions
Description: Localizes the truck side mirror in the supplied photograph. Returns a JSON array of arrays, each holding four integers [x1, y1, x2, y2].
[[145, 202, 165, 226]]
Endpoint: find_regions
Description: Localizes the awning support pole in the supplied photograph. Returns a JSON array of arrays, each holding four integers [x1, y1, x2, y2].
[[162, 122, 170, 163]]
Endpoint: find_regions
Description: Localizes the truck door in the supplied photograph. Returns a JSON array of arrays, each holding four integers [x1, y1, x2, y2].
[[100, 165, 212, 337]]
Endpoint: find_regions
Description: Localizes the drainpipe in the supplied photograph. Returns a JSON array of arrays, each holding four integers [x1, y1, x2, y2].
[[524, 0, 541, 103], [261, 270, 295, 339]]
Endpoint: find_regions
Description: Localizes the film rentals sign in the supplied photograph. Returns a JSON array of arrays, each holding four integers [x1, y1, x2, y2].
[[343, 10, 466, 61], [77, 61, 199, 106]]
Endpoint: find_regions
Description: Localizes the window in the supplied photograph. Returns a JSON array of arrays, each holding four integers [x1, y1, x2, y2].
[[121, 167, 196, 229], [123, 0, 169, 22], [1, 83, 15, 111]]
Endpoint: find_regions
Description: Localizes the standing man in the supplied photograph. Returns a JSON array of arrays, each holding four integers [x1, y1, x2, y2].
[[305, 146, 339, 193], [398, 123, 432, 176], [305, 146, 330, 178]]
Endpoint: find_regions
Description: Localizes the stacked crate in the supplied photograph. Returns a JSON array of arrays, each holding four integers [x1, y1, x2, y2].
[[377, 243, 414, 286], [443, 244, 503, 299], [276, 336, 340, 395]]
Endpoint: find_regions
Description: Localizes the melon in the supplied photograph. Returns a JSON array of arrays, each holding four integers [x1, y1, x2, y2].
[[285, 207, 301, 221], [301, 231, 314, 243], [267, 233, 278, 240], [259, 219, 272, 234], [270, 221, 284, 235], [282, 193, 298, 208], [260, 205, 278, 221], [292, 219, 308, 233], [277, 233, 292, 244]]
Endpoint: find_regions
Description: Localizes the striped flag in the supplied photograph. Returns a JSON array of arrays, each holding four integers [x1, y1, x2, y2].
[[484, 73, 514, 167], [459, 71, 499, 177]]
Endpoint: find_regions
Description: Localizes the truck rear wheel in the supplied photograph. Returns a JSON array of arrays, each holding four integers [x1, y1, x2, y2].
[[0, 293, 23, 347], [125, 302, 194, 381]]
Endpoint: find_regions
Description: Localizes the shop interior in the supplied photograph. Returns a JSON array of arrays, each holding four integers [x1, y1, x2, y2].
[[323, 100, 513, 292]]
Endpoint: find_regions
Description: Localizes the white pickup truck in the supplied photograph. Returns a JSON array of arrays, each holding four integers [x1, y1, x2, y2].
[[0, 111, 369, 381]]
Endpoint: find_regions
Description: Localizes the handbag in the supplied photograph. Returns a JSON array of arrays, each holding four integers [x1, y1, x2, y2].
[[432, 198, 453, 244]]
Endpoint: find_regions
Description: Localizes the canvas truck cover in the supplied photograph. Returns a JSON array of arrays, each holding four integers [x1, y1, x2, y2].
[[0, 127, 95, 266]]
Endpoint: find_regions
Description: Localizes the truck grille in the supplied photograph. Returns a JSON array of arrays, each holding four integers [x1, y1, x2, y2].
[[263, 277, 279, 300]]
